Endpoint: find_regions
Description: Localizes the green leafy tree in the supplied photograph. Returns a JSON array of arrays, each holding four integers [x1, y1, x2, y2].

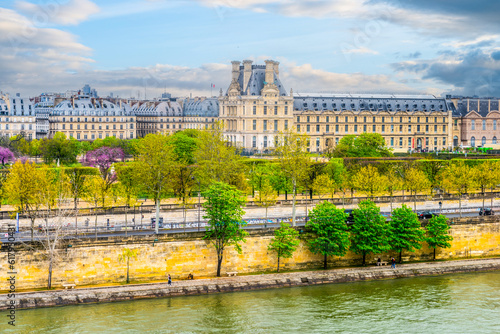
[[404, 167, 431, 211], [136, 133, 176, 234], [384, 165, 403, 213], [115, 164, 140, 234], [390, 205, 425, 263], [312, 174, 336, 199], [275, 129, 311, 226], [268, 223, 300, 272], [83, 175, 111, 240], [307, 201, 350, 269], [420, 160, 445, 195], [352, 165, 387, 198], [118, 248, 138, 284], [255, 178, 277, 226], [439, 162, 476, 217], [66, 167, 98, 235], [473, 161, 497, 210], [203, 182, 248, 277], [39, 132, 79, 165], [350, 200, 391, 266], [426, 215, 453, 260], [195, 122, 246, 189], [332, 133, 392, 157]]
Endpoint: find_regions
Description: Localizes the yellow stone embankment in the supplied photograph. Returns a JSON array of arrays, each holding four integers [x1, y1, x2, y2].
[[1, 218, 499, 291]]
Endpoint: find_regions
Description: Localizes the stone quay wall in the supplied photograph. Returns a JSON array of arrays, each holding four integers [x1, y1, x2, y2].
[[1, 258, 499, 310], [0, 218, 499, 291]]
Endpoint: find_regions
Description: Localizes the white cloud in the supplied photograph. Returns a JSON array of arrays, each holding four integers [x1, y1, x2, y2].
[[15, 0, 100, 26], [341, 46, 379, 55]]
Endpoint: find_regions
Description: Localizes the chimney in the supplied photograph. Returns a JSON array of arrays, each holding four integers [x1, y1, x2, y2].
[[265, 60, 274, 85], [273, 61, 280, 79], [243, 59, 253, 92], [231, 61, 240, 81]]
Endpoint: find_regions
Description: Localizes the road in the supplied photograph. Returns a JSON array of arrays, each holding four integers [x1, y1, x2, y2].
[[0, 210, 489, 243]]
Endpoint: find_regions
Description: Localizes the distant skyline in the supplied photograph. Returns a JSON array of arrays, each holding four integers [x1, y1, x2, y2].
[[1, 0, 499, 98]]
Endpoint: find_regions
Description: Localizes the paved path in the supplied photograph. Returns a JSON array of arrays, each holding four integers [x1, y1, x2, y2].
[[2, 258, 499, 310]]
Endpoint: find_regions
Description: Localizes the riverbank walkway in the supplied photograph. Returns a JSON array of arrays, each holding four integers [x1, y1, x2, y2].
[[2, 258, 499, 310]]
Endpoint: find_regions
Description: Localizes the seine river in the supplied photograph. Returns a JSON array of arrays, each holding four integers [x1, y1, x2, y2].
[[5, 271, 500, 334]]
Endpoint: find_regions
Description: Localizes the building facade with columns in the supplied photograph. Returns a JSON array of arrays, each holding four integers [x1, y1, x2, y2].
[[219, 60, 294, 152]]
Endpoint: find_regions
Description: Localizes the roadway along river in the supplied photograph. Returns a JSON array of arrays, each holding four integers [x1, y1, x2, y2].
[[4, 271, 500, 333]]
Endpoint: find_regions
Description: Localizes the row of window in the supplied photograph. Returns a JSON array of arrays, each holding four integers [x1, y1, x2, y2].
[[470, 136, 498, 146], [470, 119, 498, 130], [250, 119, 289, 131], [67, 132, 135, 140], [297, 123, 446, 134], [60, 117, 134, 122], [61, 124, 134, 130], [298, 116, 447, 123]]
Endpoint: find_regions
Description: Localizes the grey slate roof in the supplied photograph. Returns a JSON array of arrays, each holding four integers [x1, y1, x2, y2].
[[233, 65, 287, 96]]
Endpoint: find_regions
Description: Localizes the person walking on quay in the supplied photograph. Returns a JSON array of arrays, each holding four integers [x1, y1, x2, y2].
[[168, 274, 172, 286], [391, 257, 396, 269]]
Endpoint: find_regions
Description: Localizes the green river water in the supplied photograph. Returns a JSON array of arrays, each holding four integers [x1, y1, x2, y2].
[[3, 271, 500, 334]]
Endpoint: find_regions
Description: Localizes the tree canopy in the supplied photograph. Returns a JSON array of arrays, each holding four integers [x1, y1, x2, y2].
[[331, 133, 392, 158]]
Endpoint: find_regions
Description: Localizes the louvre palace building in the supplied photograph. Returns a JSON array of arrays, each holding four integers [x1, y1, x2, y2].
[[2, 59, 500, 153]]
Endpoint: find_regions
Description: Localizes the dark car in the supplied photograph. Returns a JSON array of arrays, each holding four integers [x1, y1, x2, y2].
[[479, 208, 494, 216], [344, 209, 354, 223], [417, 211, 437, 219]]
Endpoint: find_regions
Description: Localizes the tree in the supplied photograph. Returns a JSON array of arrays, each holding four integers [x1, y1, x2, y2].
[[307, 201, 350, 269], [0, 147, 15, 167], [350, 200, 391, 266], [115, 164, 140, 235], [312, 174, 336, 199], [203, 182, 248, 277], [404, 167, 431, 211], [118, 248, 138, 284], [420, 160, 445, 196], [34, 168, 71, 289], [136, 134, 176, 234], [83, 175, 111, 240], [352, 165, 387, 199], [390, 205, 425, 263], [384, 165, 403, 213], [66, 167, 98, 235], [82, 146, 124, 182], [275, 129, 311, 226], [426, 215, 453, 260], [473, 161, 497, 210], [439, 162, 475, 217], [39, 132, 79, 165], [254, 178, 277, 226], [268, 223, 300, 272], [195, 122, 246, 189], [4, 160, 53, 241], [332, 133, 392, 157]]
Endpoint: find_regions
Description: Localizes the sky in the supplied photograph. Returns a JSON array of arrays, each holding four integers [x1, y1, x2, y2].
[[1, 0, 500, 99]]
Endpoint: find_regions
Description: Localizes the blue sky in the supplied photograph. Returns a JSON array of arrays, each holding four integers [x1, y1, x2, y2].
[[1, 0, 499, 98]]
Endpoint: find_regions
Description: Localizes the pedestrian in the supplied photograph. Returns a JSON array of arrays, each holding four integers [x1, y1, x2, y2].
[[377, 258, 381, 266], [168, 274, 172, 286], [391, 257, 396, 269]]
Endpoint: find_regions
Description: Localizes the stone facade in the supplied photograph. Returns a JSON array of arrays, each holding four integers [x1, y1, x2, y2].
[[1, 219, 499, 291]]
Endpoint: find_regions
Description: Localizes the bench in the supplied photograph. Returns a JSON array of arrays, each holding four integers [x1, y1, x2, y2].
[[62, 283, 76, 289], [379, 261, 388, 266], [226, 272, 238, 277]]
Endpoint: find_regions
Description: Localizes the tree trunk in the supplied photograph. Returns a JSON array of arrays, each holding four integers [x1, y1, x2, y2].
[[126, 257, 130, 284], [95, 206, 98, 241], [292, 179, 297, 227], [285, 190, 287, 201], [433, 248, 436, 261], [491, 187, 494, 208], [30, 217, 34, 242], [399, 250, 402, 264], [390, 193, 393, 215], [414, 191, 417, 212], [74, 198, 78, 237], [216, 253, 223, 277], [48, 259, 53, 289], [482, 188, 485, 210], [155, 197, 160, 234], [459, 195, 462, 218], [362, 252, 366, 266], [277, 256, 280, 273], [125, 206, 128, 238], [324, 254, 328, 269]]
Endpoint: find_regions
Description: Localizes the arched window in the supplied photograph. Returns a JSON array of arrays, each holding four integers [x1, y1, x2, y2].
[[252, 136, 256, 148], [471, 136, 476, 147], [482, 136, 486, 146], [453, 136, 458, 147], [493, 136, 497, 144]]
